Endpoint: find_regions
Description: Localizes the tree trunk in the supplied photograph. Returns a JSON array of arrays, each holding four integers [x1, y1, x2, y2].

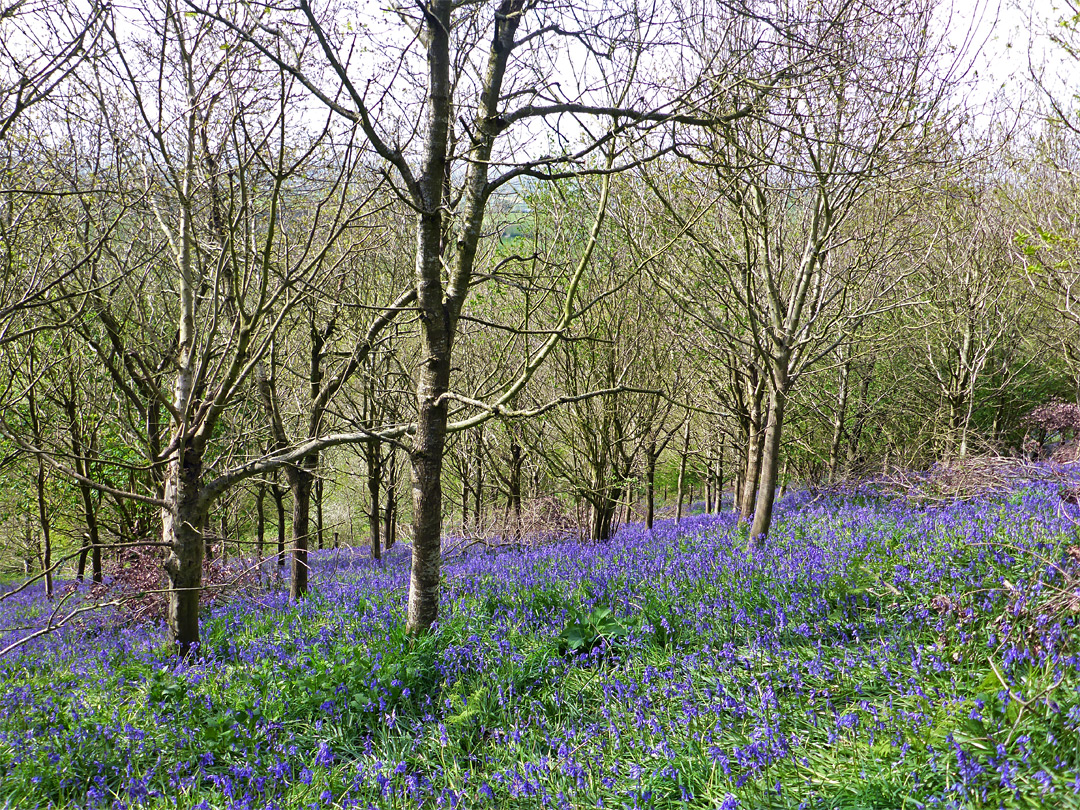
[[25, 518, 35, 578], [705, 453, 713, 515], [27, 356, 52, 599], [947, 391, 966, 458], [162, 449, 206, 658], [749, 387, 788, 550], [384, 448, 397, 549], [162, 86, 205, 658], [645, 440, 656, 530], [66, 391, 104, 583], [676, 420, 691, 525], [255, 484, 265, 560], [367, 441, 382, 560], [472, 427, 484, 529], [407, 134, 454, 632], [959, 391, 976, 459], [461, 458, 470, 531], [589, 489, 621, 541], [314, 477, 324, 551], [405, 0, 525, 633], [76, 534, 90, 582], [288, 462, 313, 599], [739, 392, 766, 523], [827, 356, 851, 483], [204, 517, 214, 561], [733, 432, 744, 514], [508, 439, 523, 538], [847, 372, 873, 473], [37, 481, 53, 601], [714, 436, 725, 512], [610, 484, 626, 537], [272, 482, 287, 568], [408, 381, 450, 631]]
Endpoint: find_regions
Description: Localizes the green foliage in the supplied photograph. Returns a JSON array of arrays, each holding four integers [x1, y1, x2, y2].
[[557, 604, 632, 656]]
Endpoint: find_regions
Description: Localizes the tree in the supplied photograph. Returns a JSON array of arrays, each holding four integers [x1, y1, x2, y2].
[[0, 0, 106, 140], [1015, 122, 1080, 405], [915, 182, 1023, 457], [642, 0, 958, 546], [192, 0, 765, 633], [0, 1, 392, 654]]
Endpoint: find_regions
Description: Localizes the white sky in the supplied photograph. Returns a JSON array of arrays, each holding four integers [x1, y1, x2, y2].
[[941, 0, 1073, 111]]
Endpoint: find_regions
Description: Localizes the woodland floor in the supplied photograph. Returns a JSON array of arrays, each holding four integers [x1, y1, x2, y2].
[[2, 478, 1080, 809]]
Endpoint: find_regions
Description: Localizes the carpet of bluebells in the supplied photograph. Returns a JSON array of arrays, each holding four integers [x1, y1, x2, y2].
[[2, 480, 1080, 809]]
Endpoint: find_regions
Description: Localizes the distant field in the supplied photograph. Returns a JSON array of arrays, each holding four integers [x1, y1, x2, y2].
[[2, 482, 1079, 809]]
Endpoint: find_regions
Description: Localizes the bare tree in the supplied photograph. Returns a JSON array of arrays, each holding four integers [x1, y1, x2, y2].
[[916, 182, 1022, 457], [642, 0, 958, 546], [0, 1, 391, 655], [0, 0, 106, 140], [186, 0, 765, 633]]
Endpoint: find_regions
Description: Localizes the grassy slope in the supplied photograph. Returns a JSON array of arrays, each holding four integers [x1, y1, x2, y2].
[[1, 484, 1079, 809]]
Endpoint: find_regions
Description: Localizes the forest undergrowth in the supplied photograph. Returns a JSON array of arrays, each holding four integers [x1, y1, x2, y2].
[[2, 479, 1080, 809]]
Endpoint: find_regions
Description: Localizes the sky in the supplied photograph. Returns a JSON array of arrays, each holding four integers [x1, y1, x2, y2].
[[944, 0, 1072, 110]]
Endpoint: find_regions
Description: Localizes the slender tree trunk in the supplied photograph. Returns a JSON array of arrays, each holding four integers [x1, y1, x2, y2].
[[63, 388, 103, 583], [461, 458, 470, 531], [406, 0, 525, 633], [384, 448, 397, 549], [847, 372, 873, 473], [37, 472, 52, 600], [367, 441, 382, 560], [90, 509, 102, 581], [705, 452, 714, 515], [645, 440, 657, 530], [147, 393, 163, 495], [749, 386, 788, 550], [160, 81, 207, 657], [406, 15, 454, 625], [76, 534, 90, 582], [715, 436, 725, 512], [947, 391, 966, 458], [676, 420, 690, 525], [204, 515, 214, 561], [610, 483, 625, 537], [272, 482, 286, 568], [407, 163, 454, 632], [473, 427, 483, 528], [25, 518, 34, 577], [27, 370, 53, 600], [608, 486, 623, 539], [255, 484, 265, 568], [739, 391, 766, 523], [827, 356, 851, 483], [314, 477, 324, 551], [508, 439, 523, 538], [959, 391, 977, 459], [733, 430, 744, 514], [288, 462, 313, 599]]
